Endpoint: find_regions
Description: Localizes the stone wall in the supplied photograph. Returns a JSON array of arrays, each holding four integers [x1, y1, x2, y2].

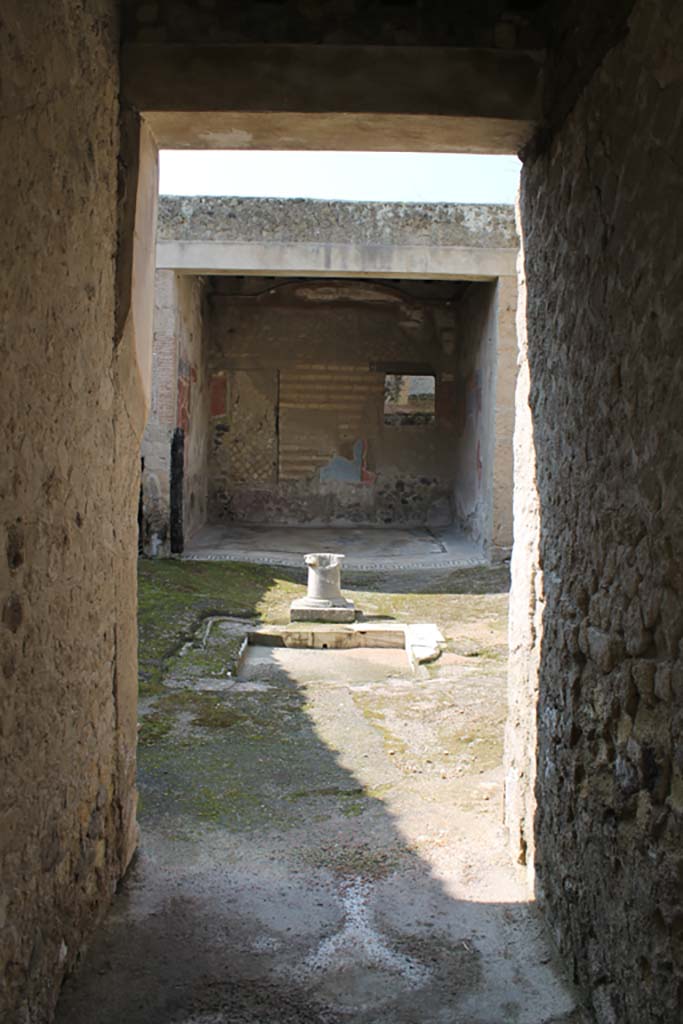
[[448, 275, 516, 557], [505, 211, 542, 884], [508, 0, 683, 1020], [0, 2, 147, 1020], [7, 3, 680, 1023], [452, 282, 498, 551], [157, 197, 519, 281], [142, 271, 208, 554], [158, 197, 519, 251], [179, 277, 210, 542], [142, 272, 178, 551], [490, 276, 518, 558], [207, 277, 465, 529]]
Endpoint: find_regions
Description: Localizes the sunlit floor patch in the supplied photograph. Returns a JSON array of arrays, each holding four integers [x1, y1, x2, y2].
[[240, 645, 411, 684]]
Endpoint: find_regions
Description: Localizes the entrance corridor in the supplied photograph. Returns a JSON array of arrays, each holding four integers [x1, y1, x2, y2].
[[55, 561, 579, 1024]]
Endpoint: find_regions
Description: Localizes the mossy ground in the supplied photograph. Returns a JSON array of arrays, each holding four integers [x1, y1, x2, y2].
[[137, 559, 303, 695], [137, 558, 510, 840]]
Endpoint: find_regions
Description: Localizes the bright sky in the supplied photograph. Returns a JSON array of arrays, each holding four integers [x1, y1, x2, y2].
[[159, 151, 520, 204]]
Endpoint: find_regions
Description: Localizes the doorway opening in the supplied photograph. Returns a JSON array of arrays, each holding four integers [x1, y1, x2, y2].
[[56, 143, 579, 1021], [140, 185, 519, 569]]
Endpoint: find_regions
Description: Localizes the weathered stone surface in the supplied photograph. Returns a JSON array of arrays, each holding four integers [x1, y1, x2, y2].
[[158, 197, 519, 251], [54, 561, 577, 1024], [508, 1, 683, 1020], [290, 553, 356, 623], [0, 2, 145, 1021], [290, 599, 356, 624], [304, 553, 346, 603], [141, 271, 208, 555], [5, 3, 680, 1022], [504, 214, 542, 884]]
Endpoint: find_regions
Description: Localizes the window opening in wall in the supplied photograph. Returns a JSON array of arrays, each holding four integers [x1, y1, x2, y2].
[[384, 373, 436, 426]]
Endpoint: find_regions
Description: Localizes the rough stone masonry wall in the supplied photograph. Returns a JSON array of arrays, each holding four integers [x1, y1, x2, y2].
[[157, 196, 519, 251], [0, 4, 144, 1021], [510, 1, 683, 1020]]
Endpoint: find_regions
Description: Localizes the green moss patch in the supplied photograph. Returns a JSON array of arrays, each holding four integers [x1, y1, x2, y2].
[[138, 559, 304, 695], [138, 714, 174, 746]]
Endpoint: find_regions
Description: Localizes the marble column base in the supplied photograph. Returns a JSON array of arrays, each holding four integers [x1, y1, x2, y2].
[[290, 596, 356, 623]]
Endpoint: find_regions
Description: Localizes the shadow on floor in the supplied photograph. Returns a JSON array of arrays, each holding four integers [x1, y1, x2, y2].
[[55, 561, 574, 1024]]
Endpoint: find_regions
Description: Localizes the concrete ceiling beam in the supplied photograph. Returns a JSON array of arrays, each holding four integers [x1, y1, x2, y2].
[[121, 44, 541, 153], [156, 240, 517, 281]]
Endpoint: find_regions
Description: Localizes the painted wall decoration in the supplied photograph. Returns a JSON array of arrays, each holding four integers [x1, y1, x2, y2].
[[320, 439, 376, 484], [203, 276, 498, 528], [209, 373, 227, 417]]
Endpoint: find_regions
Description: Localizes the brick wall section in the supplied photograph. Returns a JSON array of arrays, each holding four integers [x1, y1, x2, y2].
[[0, 3, 144, 1020], [509, 1, 683, 1019], [151, 270, 180, 429]]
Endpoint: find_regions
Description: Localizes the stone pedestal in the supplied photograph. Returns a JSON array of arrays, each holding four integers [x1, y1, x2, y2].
[[290, 553, 356, 623]]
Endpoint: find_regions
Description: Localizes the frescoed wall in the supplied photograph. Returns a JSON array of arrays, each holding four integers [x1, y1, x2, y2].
[[141, 270, 517, 554], [205, 275, 512, 538]]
